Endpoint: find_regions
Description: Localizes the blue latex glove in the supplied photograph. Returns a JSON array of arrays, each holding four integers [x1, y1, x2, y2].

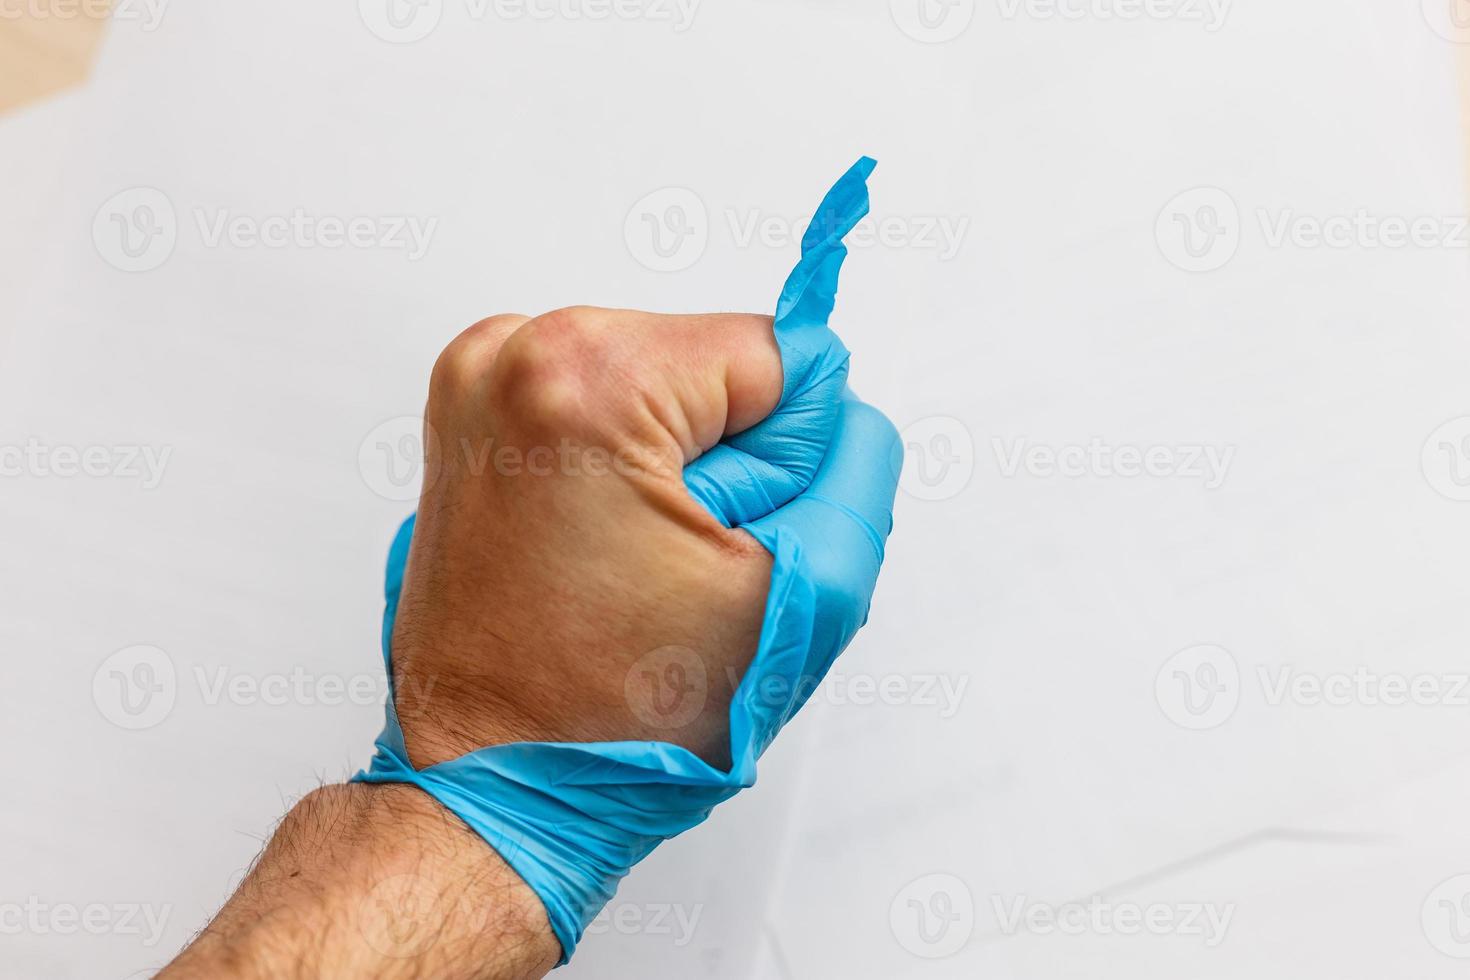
[[357, 157, 901, 964]]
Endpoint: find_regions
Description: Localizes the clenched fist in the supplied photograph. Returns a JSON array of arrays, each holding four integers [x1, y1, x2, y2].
[[391, 305, 794, 769]]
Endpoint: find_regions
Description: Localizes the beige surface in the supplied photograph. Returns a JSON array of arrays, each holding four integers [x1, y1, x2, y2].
[[0, 1, 109, 114]]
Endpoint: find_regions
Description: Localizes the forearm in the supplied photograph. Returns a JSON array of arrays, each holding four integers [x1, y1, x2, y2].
[[160, 783, 559, 980]]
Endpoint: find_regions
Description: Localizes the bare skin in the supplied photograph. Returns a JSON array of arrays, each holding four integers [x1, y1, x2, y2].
[[160, 784, 561, 980], [162, 306, 789, 978]]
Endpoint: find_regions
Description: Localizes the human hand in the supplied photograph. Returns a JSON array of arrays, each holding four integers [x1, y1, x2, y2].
[[360, 157, 898, 961], [390, 304, 793, 769]]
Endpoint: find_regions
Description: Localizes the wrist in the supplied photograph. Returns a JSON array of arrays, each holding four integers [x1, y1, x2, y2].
[[161, 783, 559, 980]]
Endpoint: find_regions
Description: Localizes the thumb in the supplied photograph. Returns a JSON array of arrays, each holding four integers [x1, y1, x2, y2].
[[684, 155, 876, 528]]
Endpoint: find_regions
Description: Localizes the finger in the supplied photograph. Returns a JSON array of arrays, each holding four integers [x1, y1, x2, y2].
[[431, 313, 532, 396], [482, 307, 782, 465], [615, 310, 786, 447], [743, 389, 902, 674], [684, 157, 877, 527], [774, 155, 877, 332]]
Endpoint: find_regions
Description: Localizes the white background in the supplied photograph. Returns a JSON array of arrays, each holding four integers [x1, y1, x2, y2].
[[3, 1, 1470, 977]]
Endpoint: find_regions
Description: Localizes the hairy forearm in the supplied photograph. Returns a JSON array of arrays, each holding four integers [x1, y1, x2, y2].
[[160, 784, 559, 980]]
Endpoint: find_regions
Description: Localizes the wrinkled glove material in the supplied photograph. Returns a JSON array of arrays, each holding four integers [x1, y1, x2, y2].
[[356, 157, 901, 964]]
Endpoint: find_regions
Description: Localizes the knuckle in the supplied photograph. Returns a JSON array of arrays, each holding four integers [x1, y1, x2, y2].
[[487, 306, 624, 433], [429, 313, 528, 404]]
